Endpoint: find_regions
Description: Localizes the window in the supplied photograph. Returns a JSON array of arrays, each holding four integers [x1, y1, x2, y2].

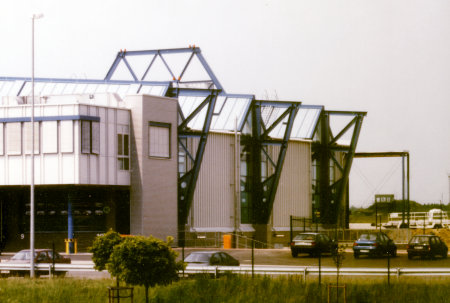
[[117, 132, 129, 170], [0, 123, 3, 155], [148, 122, 170, 158], [81, 121, 100, 154], [42, 121, 57, 153], [60, 120, 73, 153], [6, 122, 22, 155], [23, 122, 40, 154]]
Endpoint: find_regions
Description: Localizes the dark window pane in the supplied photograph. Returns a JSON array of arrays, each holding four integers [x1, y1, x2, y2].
[[118, 134, 123, 155], [124, 134, 129, 156]]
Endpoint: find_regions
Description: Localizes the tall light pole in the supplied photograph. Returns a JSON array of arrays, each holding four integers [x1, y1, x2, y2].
[[31, 13, 43, 279]]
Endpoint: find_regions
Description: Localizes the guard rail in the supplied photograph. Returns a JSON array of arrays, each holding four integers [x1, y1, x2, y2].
[[2, 263, 450, 278]]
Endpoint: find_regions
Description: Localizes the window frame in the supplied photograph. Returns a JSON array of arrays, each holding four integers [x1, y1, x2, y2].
[[148, 121, 171, 159], [81, 120, 100, 155], [117, 132, 130, 170]]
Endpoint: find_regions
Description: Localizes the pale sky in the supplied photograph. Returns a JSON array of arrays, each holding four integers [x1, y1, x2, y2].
[[1, 0, 449, 207]]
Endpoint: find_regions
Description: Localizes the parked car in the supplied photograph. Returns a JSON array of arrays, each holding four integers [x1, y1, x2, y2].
[[184, 251, 240, 266], [407, 235, 448, 260], [290, 232, 337, 257], [1, 249, 71, 277], [353, 232, 397, 258]]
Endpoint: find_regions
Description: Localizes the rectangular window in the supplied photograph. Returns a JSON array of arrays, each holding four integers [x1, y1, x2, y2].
[[81, 121, 91, 154], [6, 122, 22, 155], [81, 120, 100, 154], [23, 122, 40, 154], [91, 122, 100, 154], [60, 120, 73, 153], [42, 121, 57, 154], [0, 123, 3, 155], [117, 133, 129, 170], [148, 122, 170, 158]]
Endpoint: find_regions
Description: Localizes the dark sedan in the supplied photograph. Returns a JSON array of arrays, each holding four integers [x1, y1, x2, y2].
[[353, 232, 397, 258], [290, 232, 337, 257], [407, 235, 448, 260], [184, 251, 240, 266]]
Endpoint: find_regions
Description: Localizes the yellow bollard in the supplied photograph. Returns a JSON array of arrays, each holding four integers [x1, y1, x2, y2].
[[223, 234, 232, 249], [64, 239, 77, 254]]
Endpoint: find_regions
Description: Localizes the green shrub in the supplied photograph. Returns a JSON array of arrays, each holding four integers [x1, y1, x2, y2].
[[89, 230, 123, 271]]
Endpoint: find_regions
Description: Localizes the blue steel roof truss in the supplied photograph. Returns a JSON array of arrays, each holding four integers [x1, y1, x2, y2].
[[104, 47, 223, 91]]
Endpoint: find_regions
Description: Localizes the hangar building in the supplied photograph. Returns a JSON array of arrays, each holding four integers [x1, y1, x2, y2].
[[0, 48, 365, 251]]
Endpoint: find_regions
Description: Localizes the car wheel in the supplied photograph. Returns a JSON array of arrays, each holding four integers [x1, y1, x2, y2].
[[443, 250, 448, 259], [291, 250, 298, 258]]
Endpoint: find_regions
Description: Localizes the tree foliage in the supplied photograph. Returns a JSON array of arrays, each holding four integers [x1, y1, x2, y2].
[[107, 235, 184, 302], [89, 230, 124, 271]]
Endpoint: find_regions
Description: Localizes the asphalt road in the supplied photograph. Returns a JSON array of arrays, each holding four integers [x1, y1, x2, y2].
[[1, 247, 449, 279], [174, 247, 450, 268]]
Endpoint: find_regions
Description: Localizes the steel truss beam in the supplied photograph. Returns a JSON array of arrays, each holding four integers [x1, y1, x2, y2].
[[241, 100, 300, 224], [104, 47, 223, 90], [312, 110, 366, 227]]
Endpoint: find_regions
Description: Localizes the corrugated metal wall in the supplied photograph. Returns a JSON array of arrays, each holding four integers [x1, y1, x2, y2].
[[190, 132, 312, 232], [191, 132, 235, 230], [272, 140, 312, 228]]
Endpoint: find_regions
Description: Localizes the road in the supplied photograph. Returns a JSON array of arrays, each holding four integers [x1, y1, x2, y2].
[[1, 248, 449, 279], [175, 247, 450, 268]]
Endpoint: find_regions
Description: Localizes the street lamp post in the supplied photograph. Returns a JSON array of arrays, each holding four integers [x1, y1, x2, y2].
[[30, 13, 43, 279]]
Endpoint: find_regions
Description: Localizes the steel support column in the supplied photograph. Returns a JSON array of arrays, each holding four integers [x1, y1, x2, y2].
[[312, 111, 366, 227], [354, 151, 410, 228], [177, 90, 219, 245], [241, 101, 300, 226]]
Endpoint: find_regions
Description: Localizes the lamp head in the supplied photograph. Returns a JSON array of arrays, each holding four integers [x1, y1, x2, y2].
[[32, 13, 44, 20]]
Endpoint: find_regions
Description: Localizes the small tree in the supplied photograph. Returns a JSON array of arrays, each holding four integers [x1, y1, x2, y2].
[[108, 235, 183, 303], [90, 230, 124, 271]]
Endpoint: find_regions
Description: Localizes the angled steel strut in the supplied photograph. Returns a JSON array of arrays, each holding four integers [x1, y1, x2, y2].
[[177, 90, 220, 231], [241, 100, 300, 225], [312, 110, 366, 227]]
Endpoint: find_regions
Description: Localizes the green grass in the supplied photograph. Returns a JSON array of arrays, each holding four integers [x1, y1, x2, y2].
[[1, 276, 450, 302]]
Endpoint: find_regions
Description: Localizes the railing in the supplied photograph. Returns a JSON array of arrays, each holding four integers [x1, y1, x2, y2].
[[182, 265, 450, 279], [0, 263, 96, 277], [3, 263, 450, 279]]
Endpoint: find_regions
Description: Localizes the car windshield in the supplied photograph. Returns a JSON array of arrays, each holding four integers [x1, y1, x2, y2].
[[11, 251, 35, 260], [359, 234, 377, 241], [185, 253, 211, 263], [294, 234, 316, 240], [409, 236, 430, 244]]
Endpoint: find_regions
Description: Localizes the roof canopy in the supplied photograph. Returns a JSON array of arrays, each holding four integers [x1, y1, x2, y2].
[[0, 47, 323, 139]]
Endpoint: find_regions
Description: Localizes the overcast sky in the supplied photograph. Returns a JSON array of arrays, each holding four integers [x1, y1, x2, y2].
[[1, 0, 449, 207]]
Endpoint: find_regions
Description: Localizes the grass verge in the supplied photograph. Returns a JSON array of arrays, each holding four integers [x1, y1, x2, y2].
[[1, 275, 450, 303]]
